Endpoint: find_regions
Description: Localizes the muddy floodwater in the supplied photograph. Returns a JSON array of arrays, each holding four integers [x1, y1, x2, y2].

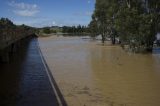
[[39, 36, 160, 106]]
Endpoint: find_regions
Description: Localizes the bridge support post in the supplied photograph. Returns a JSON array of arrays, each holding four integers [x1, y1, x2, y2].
[[10, 44, 17, 53], [0, 48, 10, 63]]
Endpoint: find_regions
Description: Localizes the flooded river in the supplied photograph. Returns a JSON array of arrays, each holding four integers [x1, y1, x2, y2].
[[39, 36, 160, 106]]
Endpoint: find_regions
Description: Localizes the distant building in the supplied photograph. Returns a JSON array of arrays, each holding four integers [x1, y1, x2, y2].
[[155, 33, 160, 46], [142, 0, 149, 13], [157, 32, 160, 40]]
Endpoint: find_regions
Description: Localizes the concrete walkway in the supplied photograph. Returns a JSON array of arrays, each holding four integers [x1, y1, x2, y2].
[[0, 38, 60, 106]]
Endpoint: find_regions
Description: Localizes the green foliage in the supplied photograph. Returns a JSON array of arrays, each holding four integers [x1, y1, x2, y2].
[[115, 0, 159, 50], [43, 27, 51, 34], [0, 18, 36, 46], [88, 15, 99, 38], [62, 25, 88, 34], [90, 0, 160, 52], [89, 0, 119, 43], [51, 30, 57, 33], [0, 18, 15, 29]]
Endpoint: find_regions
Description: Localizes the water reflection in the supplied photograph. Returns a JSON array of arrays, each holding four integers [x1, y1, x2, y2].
[[152, 47, 160, 54], [90, 44, 160, 106]]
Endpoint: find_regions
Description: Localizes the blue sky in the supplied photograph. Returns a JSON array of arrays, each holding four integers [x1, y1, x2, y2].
[[0, 0, 95, 27]]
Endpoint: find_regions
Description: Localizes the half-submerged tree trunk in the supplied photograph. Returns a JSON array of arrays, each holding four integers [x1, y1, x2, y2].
[[111, 35, 116, 45], [146, 41, 154, 52], [126, 0, 131, 8], [101, 34, 105, 44], [101, 33, 106, 44]]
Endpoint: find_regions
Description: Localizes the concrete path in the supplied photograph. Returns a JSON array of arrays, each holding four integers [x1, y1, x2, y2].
[[0, 38, 62, 106]]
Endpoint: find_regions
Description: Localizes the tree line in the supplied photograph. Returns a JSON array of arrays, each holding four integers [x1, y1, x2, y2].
[[0, 18, 36, 43], [41, 27, 57, 34], [40, 25, 89, 35], [62, 25, 89, 34], [89, 0, 160, 52]]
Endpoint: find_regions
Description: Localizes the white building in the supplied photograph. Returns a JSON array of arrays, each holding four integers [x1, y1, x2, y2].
[[156, 32, 160, 40]]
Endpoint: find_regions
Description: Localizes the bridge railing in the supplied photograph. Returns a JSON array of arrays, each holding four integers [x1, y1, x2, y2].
[[0, 27, 35, 50]]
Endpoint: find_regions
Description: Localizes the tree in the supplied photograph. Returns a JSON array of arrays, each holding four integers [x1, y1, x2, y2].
[[90, 0, 160, 52], [94, 0, 108, 43], [91, 0, 119, 44], [115, 0, 159, 51], [89, 15, 99, 39], [62, 25, 88, 34], [0, 18, 36, 46], [43, 27, 51, 34]]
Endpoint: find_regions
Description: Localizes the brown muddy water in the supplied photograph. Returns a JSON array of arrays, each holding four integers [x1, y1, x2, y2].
[[39, 36, 160, 106]]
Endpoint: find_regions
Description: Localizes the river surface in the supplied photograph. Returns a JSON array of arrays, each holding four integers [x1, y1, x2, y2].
[[39, 36, 160, 106]]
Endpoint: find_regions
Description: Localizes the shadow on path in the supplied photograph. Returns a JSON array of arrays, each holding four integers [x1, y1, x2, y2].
[[0, 37, 67, 106]]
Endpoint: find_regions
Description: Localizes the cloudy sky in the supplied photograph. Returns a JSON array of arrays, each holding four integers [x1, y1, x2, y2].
[[0, 0, 95, 27]]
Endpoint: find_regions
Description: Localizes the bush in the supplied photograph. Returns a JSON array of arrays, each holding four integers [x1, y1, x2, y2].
[[43, 28, 51, 34]]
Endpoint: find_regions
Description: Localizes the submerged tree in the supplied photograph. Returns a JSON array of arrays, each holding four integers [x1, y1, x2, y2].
[[88, 15, 99, 39], [93, 0, 108, 43], [115, 0, 159, 51], [90, 0, 160, 52], [90, 0, 119, 44]]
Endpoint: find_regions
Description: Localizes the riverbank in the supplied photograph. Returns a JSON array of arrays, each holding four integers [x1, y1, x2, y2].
[[38, 35, 160, 106], [38, 32, 91, 37]]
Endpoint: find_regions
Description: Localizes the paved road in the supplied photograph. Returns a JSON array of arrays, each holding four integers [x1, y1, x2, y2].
[[0, 38, 59, 106]]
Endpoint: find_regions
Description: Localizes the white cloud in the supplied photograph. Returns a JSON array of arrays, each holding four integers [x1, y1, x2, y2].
[[87, 0, 91, 4], [13, 10, 39, 17], [12, 16, 59, 28], [32, 20, 58, 27], [157, 33, 160, 40], [8, 1, 39, 17], [52, 21, 56, 25]]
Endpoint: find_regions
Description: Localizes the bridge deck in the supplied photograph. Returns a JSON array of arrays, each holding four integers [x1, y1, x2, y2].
[[0, 38, 59, 106]]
